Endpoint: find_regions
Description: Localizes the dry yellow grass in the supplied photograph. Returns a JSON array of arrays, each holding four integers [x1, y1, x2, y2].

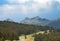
[[5, 31, 47, 41], [25, 35, 34, 41], [19, 34, 34, 41], [5, 40, 11, 41], [19, 31, 46, 41]]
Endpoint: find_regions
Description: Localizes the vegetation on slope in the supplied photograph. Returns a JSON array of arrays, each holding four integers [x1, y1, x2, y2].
[[34, 32, 60, 41], [0, 20, 60, 41], [0, 21, 53, 40]]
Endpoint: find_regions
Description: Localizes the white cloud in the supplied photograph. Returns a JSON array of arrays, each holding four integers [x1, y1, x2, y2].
[[0, 0, 60, 21], [34, 0, 49, 3], [7, 0, 60, 4], [2, 5, 14, 14], [0, 0, 52, 16], [56, 0, 60, 2], [7, 0, 29, 4], [20, 5, 28, 14], [0, 5, 15, 18], [1, 0, 60, 16], [31, 3, 39, 13], [17, 0, 29, 3]]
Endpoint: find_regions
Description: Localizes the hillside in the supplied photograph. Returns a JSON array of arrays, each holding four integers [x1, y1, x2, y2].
[[0, 21, 51, 40], [48, 19, 60, 29]]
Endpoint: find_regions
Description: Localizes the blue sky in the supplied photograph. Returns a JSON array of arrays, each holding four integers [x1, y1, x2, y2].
[[0, 0, 60, 22]]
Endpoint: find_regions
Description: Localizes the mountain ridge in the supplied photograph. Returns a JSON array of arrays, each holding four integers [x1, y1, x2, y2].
[[20, 16, 60, 28]]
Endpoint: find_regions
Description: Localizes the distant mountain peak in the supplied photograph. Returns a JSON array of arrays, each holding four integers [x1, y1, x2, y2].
[[20, 16, 50, 26], [20, 16, 60, 28], [32, 16, 41, 20], [25, 17, 29, 20], [34, 16, 40, 18], [33, 16, 40, 18], [56, 18, 60, 20]]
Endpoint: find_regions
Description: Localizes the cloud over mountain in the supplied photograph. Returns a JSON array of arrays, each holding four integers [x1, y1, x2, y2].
[[0, 0, 60, 22]]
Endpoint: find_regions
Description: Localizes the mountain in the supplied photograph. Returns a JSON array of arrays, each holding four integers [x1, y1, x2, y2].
[[20, 16, 60, 28], [47, 18, 60, 29], [20, 16, 50, 26]]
